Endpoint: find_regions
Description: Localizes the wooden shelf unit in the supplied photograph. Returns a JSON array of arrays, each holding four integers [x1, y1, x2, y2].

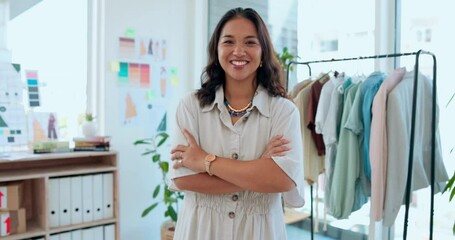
[[0, 151, 119, 240]]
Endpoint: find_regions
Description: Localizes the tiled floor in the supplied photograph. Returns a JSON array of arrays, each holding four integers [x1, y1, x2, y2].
[[286, 224, 336, 240]]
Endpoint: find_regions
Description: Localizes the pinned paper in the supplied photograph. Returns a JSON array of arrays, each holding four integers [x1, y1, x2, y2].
[[110, 61, 120, 72], [146, 90, 156, 100], [125, 28, 136, 38], [170, 67, 180, 87]]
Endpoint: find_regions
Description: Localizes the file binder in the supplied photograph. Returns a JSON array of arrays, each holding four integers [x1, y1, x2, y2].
[[59, 177, 71, 226], [104, 224, 116, 240], [103, 173, 114, 219], [48, 178, 60, 227], [70, 176, 83, 224], [82, 175, 94, 223], [93, 174, 103, 221]]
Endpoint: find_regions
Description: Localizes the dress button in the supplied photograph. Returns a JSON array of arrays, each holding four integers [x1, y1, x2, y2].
[[228, 212, 235, 219], [232, 153, 239, 160], [231, 194, 239, 201]]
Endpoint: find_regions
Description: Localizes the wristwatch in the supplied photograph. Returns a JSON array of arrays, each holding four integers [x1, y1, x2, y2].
[[204, 154, 217, 176]]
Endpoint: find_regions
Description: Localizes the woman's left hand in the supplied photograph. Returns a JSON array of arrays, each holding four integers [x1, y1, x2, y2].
[[170, 128, 208, 172]]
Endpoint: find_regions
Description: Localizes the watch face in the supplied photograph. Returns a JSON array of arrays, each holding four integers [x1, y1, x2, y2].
[[206, 154, 216, 162]]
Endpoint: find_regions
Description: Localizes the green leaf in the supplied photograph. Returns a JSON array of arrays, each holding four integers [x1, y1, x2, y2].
[[446, 92, 455, 108], [443, 172, 455, 193], [164, 211, 169, 217], [152, 154, 161, 162], [450, 188, 455, 201], [134, 139, 153, 145], [141, 150, 156, 156], [157, 133, 169, 147], [164, 187, 172, 197], [166, 197, 177, 204], [159, 161, 169, 173], [153, 185, 160, 198], [142, 202, 158, 217], [167, 206, 178, 222]]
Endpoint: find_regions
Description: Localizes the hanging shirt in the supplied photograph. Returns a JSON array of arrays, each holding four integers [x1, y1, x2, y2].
[[361, 72, 386, 180], [294, 81, 325, 185], [168, 85, 305, 240], [289, 78, 313, 99], [315, 76, 339, 135], [369, 67, 406, 221], [383, 71, 448, 227], [306, 80, 326, 156], [318, 75, 345, 210], [344, 76, 370, 198], [328, 82, 367, 219]]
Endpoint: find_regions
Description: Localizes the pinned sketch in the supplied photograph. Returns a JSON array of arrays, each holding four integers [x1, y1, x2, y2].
[[0, 63, 23, 104], [0, 105, 28, 146], [148, 38, 154, 56], [170, 67, 180, 87], [124, 93, 138, 124], [119, 37, 136, 58], [140, 64, 150, 88], [161, 40, 167, 61], [28, 112, 59, 142], [157, 113, 166, 132], [160, 67, 167, 97], [0, 63, 27, 146], [26, 70, 40, 107], [116, 62, 151, 88]]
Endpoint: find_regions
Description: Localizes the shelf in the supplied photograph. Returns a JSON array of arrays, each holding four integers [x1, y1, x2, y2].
[[49, 218, 117, 234], [0, 163, 116, 181], [0, 152, 117, 181], [0, 151, 119, 240], [0, 221, 45, 240], [0, 151, 117, 163]]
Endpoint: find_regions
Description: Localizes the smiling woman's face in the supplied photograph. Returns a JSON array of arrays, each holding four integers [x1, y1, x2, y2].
[[217, 17, 262, 84]]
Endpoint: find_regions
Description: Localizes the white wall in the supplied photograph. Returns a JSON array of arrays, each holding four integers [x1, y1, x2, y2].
[[102, 0, 206, 239]]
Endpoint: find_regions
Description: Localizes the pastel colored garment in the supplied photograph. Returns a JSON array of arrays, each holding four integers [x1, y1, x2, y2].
[[369, 68, 406, 221], [328, 82, 367, 219], [361, 72, 386, 180], [383, 71, 448, 226], [168, 85, 305, 240]]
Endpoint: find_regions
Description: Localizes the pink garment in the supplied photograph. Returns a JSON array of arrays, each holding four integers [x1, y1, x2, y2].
[[369, 67, 406, 221]]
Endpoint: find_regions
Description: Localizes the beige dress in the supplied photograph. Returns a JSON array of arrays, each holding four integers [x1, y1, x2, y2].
[[168, 85, 305, 240]]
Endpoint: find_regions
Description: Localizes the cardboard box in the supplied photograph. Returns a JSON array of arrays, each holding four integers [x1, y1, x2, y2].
[[0, 182, 23, 211], [0, 208, 26, 236]]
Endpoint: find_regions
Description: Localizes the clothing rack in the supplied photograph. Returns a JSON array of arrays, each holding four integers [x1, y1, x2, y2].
[[286, 50, 437, 240]]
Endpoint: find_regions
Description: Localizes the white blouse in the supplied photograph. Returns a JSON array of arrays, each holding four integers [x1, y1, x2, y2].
[[168, 85, 305, 240]]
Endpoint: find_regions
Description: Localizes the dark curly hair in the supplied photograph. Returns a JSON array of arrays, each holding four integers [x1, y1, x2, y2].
[[196, 7, 285, 106]]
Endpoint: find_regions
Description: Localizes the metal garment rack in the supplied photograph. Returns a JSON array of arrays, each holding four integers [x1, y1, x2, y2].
[[286, 50, 437, 240]]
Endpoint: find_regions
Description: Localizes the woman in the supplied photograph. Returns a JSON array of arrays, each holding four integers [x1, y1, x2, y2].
[[168, 7, 305, 240]]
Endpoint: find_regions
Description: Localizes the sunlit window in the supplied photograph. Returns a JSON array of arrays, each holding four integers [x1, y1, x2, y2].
[[7, 0, 88, 145]]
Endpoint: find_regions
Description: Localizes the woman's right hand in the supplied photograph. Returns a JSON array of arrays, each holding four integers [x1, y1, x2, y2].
[[261, 134, 290, 159]]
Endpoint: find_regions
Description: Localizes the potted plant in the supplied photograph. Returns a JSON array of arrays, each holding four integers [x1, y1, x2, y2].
[[81, 113, 97, 137], [275, 47, 298, 87], [134, 132, 184, 240]]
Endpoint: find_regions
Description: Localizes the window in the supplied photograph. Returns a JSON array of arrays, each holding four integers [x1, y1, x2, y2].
[[6, 0, 88, 145], [399, 0, 455, 239], [208, 0, 299, 87]]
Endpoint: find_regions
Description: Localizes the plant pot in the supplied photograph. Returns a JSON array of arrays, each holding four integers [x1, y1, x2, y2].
[[160, 219, 175, 240], [81, 121, 97, 137]]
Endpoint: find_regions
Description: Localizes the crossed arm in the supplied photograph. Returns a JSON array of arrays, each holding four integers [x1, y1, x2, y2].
[[170, 129, 294, 194]]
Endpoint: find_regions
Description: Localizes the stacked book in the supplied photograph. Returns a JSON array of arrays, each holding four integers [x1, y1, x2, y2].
[[73, 136, 110, 151], [33, 141, 71, 154]]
